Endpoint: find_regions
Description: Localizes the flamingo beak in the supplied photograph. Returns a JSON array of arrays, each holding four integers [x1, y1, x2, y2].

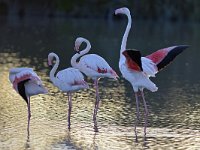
[[74, 45, 80, 54], [48, 64, 52, 68], [110, 70, 119, 80], [48, 59, 53, 69]]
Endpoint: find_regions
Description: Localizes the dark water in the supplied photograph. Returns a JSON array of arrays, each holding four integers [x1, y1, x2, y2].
[[0, 17, 200, 149]]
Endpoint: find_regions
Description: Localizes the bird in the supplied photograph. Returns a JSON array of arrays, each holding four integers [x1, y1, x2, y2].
[[9, 67, 48, 135], [48, 52, 89, 129], [115, 7, 188, 137], [71, 37, 118, 131]]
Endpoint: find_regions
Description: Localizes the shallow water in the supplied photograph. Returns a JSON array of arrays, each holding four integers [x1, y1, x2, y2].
[[0, 17, 200, 149]]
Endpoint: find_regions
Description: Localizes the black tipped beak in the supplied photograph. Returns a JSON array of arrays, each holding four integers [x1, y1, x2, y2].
[[175, 45, 189, 51], [73, 46, 80, 54], [74, 51, 80, 54], [49, 65, 53, 69]]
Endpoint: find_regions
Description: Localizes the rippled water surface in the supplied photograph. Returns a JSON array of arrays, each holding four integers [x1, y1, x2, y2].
[[0, 17, 200, 149]]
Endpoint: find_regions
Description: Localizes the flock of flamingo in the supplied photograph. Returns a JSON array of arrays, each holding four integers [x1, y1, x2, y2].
[[8, 7, 188, 137]]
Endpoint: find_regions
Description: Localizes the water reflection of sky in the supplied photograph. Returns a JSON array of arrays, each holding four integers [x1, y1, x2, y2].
[[0, 18, 200, 149]]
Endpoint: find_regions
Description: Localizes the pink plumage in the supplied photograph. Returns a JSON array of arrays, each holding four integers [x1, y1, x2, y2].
[[9, 67, 47, 99], [12, 71, 40, 92], [146, 45, 188, 71], [146, 48, 169, 64]]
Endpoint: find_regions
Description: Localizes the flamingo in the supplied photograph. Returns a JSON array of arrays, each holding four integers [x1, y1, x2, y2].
[[71, 37, 118, 131], [9, 67, 48, 134], [115, 7, 188, 137], [48, 52, 89, 129]]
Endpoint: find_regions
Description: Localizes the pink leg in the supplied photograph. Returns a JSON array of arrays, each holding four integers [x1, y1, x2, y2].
[[67, 92, 72, 130], [140, 90, 148, 136], [134, 92, 140, 140], [93, 79, 100, 132], [27, 96, 31, 136]]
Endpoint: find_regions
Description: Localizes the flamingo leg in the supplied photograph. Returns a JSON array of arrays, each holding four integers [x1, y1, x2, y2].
[[93, 79, 100, 132], [134, 92, 140, 140], [27, 96, 31, 136], [67, 92, 72, 130], [140, 90, 148, 136]]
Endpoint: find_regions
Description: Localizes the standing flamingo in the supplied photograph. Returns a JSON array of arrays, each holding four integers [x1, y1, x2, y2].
[[71, 37, 118, 131], [115, 7, 188, 137], [9, 67, 48, 135], [48, 52, 89, 129]]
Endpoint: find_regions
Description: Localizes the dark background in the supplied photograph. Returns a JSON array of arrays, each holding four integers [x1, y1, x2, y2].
[[0, 0, 200, 22]]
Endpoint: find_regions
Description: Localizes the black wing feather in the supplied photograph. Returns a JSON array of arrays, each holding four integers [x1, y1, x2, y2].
[[17, 79, 30, 104], [157, 45, 188, 71], [123, 49, 143, 71]]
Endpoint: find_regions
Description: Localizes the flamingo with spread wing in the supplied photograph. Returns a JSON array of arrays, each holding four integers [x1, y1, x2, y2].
[[115, 7, 188, 137]]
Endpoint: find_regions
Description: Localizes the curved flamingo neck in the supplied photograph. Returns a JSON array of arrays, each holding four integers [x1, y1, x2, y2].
[[120, 12, 132, 64], [49, 54, 59, 84], [71, 39, 91, 68]]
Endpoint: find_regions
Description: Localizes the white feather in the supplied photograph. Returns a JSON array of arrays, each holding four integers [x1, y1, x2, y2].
[[141, 57, 158, 77]]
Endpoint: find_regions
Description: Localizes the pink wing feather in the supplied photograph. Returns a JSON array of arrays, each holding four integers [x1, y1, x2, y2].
[[146, 46, 175, 64], [146, 45, 188, 71]]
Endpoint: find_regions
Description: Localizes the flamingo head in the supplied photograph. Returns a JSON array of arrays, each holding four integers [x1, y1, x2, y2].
[[115, 7, 130, 16], [110, 70, 119, 80], [74, 46, 80, 54], [74, 37, 87, 53], [48, 52, 56, 67]]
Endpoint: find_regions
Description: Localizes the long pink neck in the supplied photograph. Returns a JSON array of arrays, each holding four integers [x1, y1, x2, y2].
[[119, 12, 132, 64], [49, 54, 59, 84], [71, 39, 91, 68]]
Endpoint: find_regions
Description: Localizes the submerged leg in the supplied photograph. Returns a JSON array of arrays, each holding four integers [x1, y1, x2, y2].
[[140, 90, 149, 136], [134, 92, 140, 140], [93, 79, 100, 132], [27, 96, 31, 136], [67, 92, 72, 130]]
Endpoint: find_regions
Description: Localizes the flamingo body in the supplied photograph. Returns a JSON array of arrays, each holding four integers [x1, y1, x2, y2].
[[48, 52, 88, 92], [120, 61, 158, 92], [75, 54, 117, 79], [9, 67, 48, 103], [54, 67, 88, 92]]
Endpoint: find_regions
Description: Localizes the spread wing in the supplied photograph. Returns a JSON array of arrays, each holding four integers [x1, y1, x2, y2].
[[146, 45, 188, 71]]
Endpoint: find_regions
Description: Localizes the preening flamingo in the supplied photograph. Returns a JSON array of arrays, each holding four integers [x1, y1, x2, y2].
[[71, 37, 118, 131], [115, 7, 188, 137], [9, 67, 48, 134], [48, 52, 89, 129]]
